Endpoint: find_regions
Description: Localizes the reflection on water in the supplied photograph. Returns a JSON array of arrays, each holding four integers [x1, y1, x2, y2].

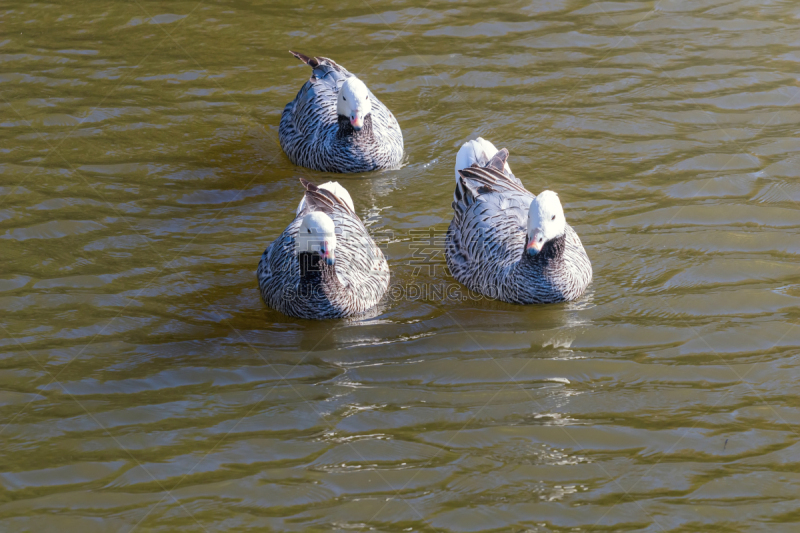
[[1, 0, 800, 531]]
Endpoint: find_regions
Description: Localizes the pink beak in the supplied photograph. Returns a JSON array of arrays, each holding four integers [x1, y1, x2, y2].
[[526, 230, 544, 256], [350, 111, 363, 130], [320, 241, 335, 266]]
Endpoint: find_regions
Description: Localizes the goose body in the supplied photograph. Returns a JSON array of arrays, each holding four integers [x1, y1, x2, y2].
[[446, 139, 592, 304], [257, 180, 390, 319], [279, 51, 404, 173]]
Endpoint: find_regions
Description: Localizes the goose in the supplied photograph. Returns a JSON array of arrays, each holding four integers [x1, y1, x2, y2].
[[279, 51, 404, 173], [257, 179, 390, 319], [445, 138, 592, 304]]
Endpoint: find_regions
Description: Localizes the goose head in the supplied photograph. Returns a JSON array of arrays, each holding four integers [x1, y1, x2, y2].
[[296, 212, 336, 266], [526, 191, 566, 256], [337, 77, 372, 131]]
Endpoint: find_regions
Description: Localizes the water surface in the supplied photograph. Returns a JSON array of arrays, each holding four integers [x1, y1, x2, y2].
[[2, 0, 800, 531]]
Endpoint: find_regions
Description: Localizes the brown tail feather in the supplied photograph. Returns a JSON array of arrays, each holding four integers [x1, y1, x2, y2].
[[486, 148, 509, 172], [299, 177, 317, 191], [458, 166, 528, 195], [299, 178, 353, 214], [289, 50, 310, 63], [289, 50, 321, 69]]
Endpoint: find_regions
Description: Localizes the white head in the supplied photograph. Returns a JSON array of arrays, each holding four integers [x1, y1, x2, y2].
[[295, 212, 336, 266], [337, 77, 372, 130], [526, 190, 566, 256]]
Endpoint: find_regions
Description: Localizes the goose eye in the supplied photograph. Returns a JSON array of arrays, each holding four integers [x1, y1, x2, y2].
[[343, 96, 346, 101], [551, 215, 556, 220], [307, 228, 311, 233]]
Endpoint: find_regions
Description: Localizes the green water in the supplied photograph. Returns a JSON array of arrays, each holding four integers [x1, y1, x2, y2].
[[2, 0, 800, 531]]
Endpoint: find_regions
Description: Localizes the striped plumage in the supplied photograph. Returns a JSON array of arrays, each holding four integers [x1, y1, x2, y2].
[[257, 179, 390, 319], [446, 139, 592, 304], [279, 51, 404, 173]]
